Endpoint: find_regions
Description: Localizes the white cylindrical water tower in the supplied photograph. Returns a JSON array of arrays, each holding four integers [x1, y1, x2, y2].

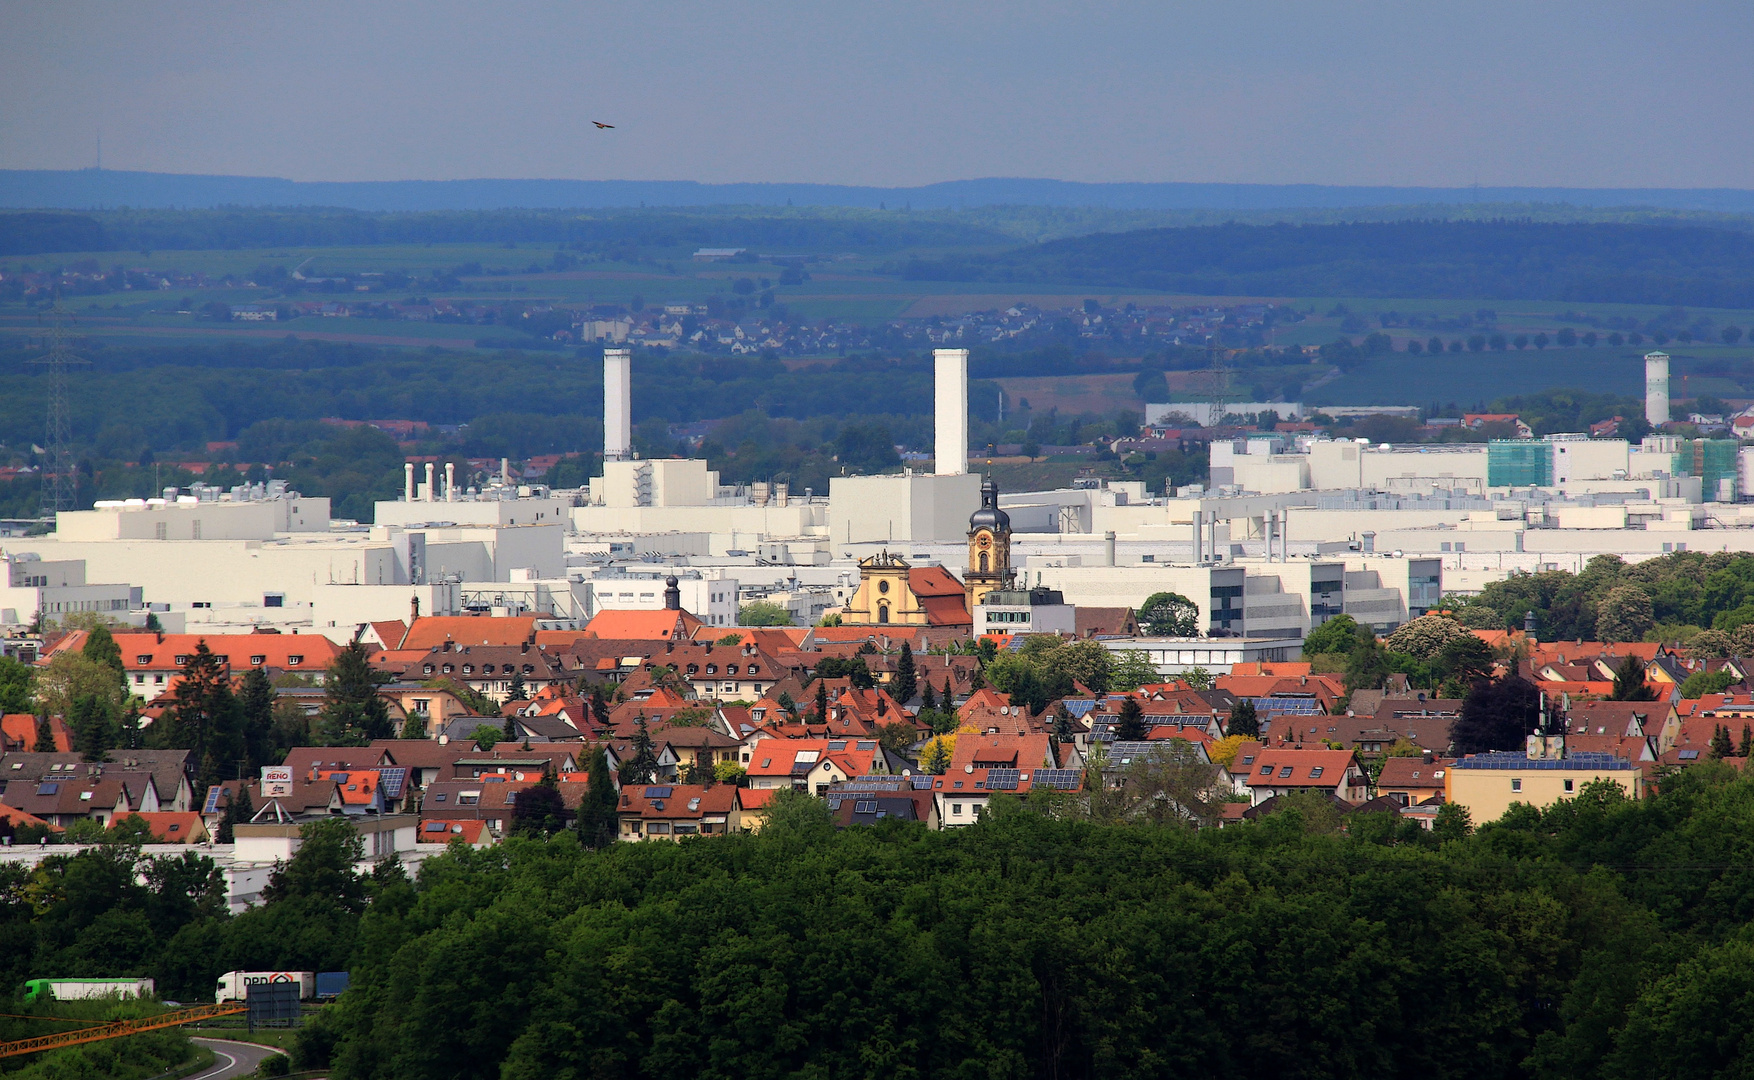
[[1645, 351, 1670, 426]]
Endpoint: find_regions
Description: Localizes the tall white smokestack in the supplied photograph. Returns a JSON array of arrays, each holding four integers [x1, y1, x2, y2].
[[604, 348, 632, 462], [934, 348, 968, 476], [404, 463, 415, 502], [1645, 351, 1670, 426], [424, 463, 435, 503], [444, 462, 455, 502]]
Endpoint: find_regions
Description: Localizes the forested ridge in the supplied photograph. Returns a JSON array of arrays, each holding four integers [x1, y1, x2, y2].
[[903, 220, 1754, 307], [0, 208, 1010, 257], [276, 771, 1754, 1080]]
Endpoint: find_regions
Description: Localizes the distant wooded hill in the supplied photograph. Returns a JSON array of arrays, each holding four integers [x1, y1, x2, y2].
[[0, 207, 1010, 257], [8, 168, 1754, 213], [901, 220, 1754, 307]]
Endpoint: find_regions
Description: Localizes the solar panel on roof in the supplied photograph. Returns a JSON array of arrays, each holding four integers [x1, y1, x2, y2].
[[1032, 769, 1081, 790], [911, 776, 934, 789], [376, 768, 408, 799], [828, 741, 847, 751], [855, 800, 877, 814], [986, 768, 1020, 791], [644, 786, 673, 798], [203, 787, 223, 814], [856, 740, 876, 751], [36, 782, 57, 795]]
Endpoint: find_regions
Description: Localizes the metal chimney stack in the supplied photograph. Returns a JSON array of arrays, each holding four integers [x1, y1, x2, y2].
[[604, 348, 632, 462], [404, 462, 415, 502], [424, 463, 436, 503], [934, 348, 968, 476], [1645, 351, 1670, 426]]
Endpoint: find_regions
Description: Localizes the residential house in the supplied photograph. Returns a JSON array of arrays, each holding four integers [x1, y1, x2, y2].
[[0, 750, 195, 811], [1241, 747, 1369, 805], [1446, 739, 1642, 822], [106, 632, 343, 695], [1374, 754, 1452, 806], [616, 783, 742, 840]]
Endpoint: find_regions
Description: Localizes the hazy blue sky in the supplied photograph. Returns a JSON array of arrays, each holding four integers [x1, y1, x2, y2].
[[4, 0, 1752, 188]]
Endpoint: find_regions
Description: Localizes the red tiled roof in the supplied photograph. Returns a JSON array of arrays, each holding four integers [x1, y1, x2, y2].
[[582, 610, 703, 641], [401, 616, 537, 650], [113, 811, 206, 843], [419, 819, 491, 845], [1247, 748, 1360, 788], [111, 632, 342, 673]]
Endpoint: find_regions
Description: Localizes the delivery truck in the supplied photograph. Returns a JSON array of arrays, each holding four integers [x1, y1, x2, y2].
[[23, 978, 155, 1004], [214, 971, 316, 1003]]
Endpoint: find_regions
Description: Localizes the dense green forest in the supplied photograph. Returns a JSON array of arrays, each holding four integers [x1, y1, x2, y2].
[[6, 772, 1754, 1079], [903, 220, 1754, 308], [300, 771, 1752, 1080]]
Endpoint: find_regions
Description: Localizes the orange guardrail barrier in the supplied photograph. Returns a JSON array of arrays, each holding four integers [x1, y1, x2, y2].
[[0, 1002, 248, 1059]]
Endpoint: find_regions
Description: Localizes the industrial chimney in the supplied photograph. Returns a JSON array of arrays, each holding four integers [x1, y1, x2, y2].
[[1645, 351, 1670, 426], [404, 462, 415, 502], [934, 348, 968, 476], [604, 348, 632, 462]]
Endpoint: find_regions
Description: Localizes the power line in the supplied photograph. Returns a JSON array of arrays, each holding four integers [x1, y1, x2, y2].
[[27, 299, 89, 517]]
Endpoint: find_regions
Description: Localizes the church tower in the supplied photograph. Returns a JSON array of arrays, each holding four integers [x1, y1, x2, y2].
[[965, 475, 1014, 613]]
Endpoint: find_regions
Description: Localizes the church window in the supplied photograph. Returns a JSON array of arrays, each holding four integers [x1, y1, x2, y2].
[[878, 603, 889, 624], [979, 553, 989, 572], [878, 580, 889, 594]]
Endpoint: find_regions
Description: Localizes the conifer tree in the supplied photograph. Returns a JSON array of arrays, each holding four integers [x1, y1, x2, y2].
[[575, 748, 619, 848], [814, 678, 829, 723], [1229, 698, 1261, 739], [1710, 723, 1734, 759], [921, 681, 937, 711], [1115, 697, 1147, 742], [620, 717, 660, 785], [33, 713, 55, 752], [892, 643, 917, 705], [507, 669, 528, 700], [318, 641, 392, 746], [1740, 724, 1753, 758], [590, 685, 611, 728]]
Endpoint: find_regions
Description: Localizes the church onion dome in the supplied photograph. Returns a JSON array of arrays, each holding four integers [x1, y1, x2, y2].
[[969, 475, 1009, 532]]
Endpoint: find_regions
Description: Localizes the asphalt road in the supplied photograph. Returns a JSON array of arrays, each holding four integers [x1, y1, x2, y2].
[[188, 1037, 284, 1080]]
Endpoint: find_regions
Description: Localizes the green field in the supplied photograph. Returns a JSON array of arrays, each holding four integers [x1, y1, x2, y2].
[[10, 236, 1754, 406]]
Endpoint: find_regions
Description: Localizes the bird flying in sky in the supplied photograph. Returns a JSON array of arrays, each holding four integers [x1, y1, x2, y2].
[[592, 121, 614, 129]]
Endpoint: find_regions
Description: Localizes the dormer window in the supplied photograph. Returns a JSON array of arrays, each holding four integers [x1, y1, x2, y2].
[[250, 655, 265, 665], [174, 655, 189, 665], [481, 664, 494, 675], [462, 665, 474, 675], [136, 655, 152, 665], [706, 664, 717, 674], [521, 665, 533, 675], [287, 655, 303, 666], [423, 664, 435, 675]]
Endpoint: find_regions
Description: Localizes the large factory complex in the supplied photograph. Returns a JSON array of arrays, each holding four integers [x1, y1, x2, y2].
[[1, 348, 1744, 674]]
